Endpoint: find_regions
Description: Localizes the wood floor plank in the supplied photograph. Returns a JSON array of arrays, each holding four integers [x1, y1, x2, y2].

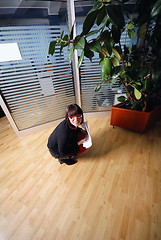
[[0, 116, 161, 240]]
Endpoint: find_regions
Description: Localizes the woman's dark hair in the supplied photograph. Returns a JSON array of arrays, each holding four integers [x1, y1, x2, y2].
[[65, 104, 84, 129]]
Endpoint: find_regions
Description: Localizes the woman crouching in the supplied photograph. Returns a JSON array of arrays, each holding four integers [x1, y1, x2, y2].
[[47, 104, 88, 165]]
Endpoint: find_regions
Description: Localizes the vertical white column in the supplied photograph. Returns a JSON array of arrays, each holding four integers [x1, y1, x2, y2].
[[67, 0, 81, 107]]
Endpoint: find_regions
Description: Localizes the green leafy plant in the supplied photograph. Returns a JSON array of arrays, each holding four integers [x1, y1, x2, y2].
[[49, 0, 161, 112]]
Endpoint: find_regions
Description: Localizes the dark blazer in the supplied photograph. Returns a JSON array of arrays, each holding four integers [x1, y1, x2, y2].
[[47, 119, 81, 158]]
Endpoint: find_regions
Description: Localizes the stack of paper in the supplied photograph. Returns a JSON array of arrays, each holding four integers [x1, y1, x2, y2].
[[81, 121, 92, 148]]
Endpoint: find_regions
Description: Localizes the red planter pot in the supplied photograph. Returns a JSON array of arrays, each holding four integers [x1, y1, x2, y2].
[[110, 102, 161, 133]]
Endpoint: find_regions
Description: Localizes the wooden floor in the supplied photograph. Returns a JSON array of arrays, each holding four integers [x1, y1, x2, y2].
[[0, 116, 161, 240]]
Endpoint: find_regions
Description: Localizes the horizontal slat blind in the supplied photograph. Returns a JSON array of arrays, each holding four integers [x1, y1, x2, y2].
[[80, 58, 117, 112], [0, 23, 75, 131]]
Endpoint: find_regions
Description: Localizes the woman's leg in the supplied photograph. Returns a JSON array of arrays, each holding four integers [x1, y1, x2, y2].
[[49, 149, 77, 165], [67, 131, 87, 159]]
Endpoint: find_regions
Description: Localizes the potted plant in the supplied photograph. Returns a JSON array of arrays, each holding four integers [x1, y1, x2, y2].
[[49, 0, 161, 133]]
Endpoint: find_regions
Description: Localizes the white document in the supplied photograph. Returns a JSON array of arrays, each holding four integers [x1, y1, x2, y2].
[[0, 43, 22, 62], [37, 72, 55, 96], [81, 121, 92, 148]]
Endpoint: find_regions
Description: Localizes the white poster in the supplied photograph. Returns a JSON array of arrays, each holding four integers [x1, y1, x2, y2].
[[0, 43, 22, 62]]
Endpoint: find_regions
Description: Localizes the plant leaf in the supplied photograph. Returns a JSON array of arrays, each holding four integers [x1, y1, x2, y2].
[[102, 45, 110, 57], [94, 83, 102, 92], [106, 5, 125, 28], [117, 95, 126, 102], [78, 50, 84, 68], [99, 29, 110, 42], [134, 87, 142, 100], [100, 57, 112, 80], [128, 29, 135, 39], [89, 41, 102, 52], [96, 6, 107, 26], [110, 70, 120, 84], [112, 25, 121, 43], [84, 48, 94, 61], [93, 1, 102, 10], [81, 9, 99, 35], [112, 47, 121, 61], [142, 78, 150, 91], [104, 40, 112, 55], [59, 35, 69, 54], [151, 0, 161, 18], [111, 66, 122, 78], [48, 41, 57, 55], [74, 37, 85, 50], [111, 57, 120, 66], [70, 24, 75, 40], [63, 34, 69, 42], [127, 20, 134, 30], [138, 67, 148, 78]]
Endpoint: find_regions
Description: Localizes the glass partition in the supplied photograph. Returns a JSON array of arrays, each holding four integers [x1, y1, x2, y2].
[[0, 1, 75, 131]]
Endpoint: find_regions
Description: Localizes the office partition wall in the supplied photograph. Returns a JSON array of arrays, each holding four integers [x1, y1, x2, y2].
[[0, 0, 122, 136]]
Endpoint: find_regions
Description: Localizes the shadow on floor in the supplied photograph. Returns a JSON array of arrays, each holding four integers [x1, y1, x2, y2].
[[78, 127, 125, 159]]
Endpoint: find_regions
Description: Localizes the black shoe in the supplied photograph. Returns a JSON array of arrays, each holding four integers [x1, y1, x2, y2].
[[61, 158, 77, 165], [70, 154, 77, 160], [66, 159, 78, 165], [58, 159, 64, 164]]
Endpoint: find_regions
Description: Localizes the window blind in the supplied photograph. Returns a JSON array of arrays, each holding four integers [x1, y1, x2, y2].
[[0, 24, 75, 131], [80, 58, 117, 113]]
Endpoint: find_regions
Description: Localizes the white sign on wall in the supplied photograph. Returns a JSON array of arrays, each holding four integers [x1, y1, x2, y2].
[[0, 42, 22, 62]]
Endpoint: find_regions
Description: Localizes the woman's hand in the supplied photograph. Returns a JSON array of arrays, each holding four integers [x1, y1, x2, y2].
[[78, 136, 88, 146], [77, 129, 88, 145]]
